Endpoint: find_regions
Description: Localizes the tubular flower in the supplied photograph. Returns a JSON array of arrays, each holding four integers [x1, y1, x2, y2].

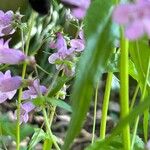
[[0, 39, 26, 64], [20, 102, 35, 123], [49, 32, 85, 64], [113, 0, 150, 40], [0, 70, 22, 103], [22, 79, 47, 100], [61, 0, 91, 19], [0, 10, 15, 36]]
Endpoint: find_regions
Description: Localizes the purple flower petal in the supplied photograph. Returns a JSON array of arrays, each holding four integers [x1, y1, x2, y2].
[[22, 90, 33, 100], [0, 39, 26, 64], [6, 90, 17, 100], [113, 4, 133, 25], [0, 70, 19, 103], [56, 32, 67, 51], [79, 30, 84, 40], [22, 79, 47, 100], [0, 49, 26, 64], [71, 8, 87, 20], [1, 25, 15, 35], [143, 18, 150, 36], [48, 53, 60, 64], [0, 92, 8, 103], [0, 76, 22, 92], [0, 10, 15, 36], [70, 39, 85, 52], [21, 102, 35, 113], [61, 0, 90, 19], [125, 20, 144, 40], [20, 112, 29, 124]]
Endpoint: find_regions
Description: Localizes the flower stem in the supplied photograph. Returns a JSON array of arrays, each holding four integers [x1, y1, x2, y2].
[[100, 72, 113, 139], [120, 29, 130, 150], [42, 108, 61, 150], [16, 64, 26, 150], [92, 83, 99, 143], [16, 12, 35, 150]]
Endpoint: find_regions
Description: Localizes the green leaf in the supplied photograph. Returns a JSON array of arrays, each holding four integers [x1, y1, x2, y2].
[[48, 76, 71, 97], [28, 128, 47, 149], [62, 0, 113, 149], [86, 135, 144, 150], [129, 40, 150, 85], [20, 124, 34, 141], [86, 96, 150, 150], [129, 40, 150, 141], [46, 98, 72, 112], [0, 115, 34, 141]]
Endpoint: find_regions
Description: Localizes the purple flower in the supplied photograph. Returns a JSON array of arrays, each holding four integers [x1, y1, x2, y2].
[[49, 32, 85, 64], [61, 0, 91, 19], [0, 39, 26, 64], [70, 39, 84, 52], [22, 79, 47, 100], [113, 0, 150, 40], [0, 70, 21, 103], [0, 10, 15, 36], [20, 102, 35, 123], [48, 32, 85, 76], [49, 33, 71, 64]]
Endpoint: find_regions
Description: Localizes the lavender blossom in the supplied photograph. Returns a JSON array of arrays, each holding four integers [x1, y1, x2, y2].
[[22, 79, 47, 100], [0, 39, 26, 64], [49, 32, 85, 64], [113, 0, 150, 40], [20, 102, 35, 123], [0, 10, 15, 36], [0, 70, 21, 103], [48, 32, 85, 76], [20, 79, 47, 123], [49, 33, 70, 64], [61, 0, 91, 19]]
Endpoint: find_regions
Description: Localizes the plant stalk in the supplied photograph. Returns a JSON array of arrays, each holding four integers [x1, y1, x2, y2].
[[120, 29, 130, 150], [100, 72, 113, 139]]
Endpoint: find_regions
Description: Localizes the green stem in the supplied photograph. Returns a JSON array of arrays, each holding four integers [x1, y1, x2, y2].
[[131, 55, 150, 149], [100, 72, 113, 139], [16, 12, 35, 150], [92, 83, 99, 143], [130, 84, 140, 111], [120, 29, 130, 150], [42, 108, 61, 150], [16, 64, 26, 150]]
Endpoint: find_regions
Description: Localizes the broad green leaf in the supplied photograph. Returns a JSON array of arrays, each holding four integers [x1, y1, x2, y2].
[[62, 0, 114, 149], [46, 98, 72, 112]]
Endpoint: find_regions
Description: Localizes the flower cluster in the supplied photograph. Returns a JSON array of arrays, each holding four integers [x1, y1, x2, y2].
[[61, 0, 91, 19], [19, 79, 47, 123], [113, 0, 150, 40], [48, 31, 85, 76], [0, 10, 45, 124]]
